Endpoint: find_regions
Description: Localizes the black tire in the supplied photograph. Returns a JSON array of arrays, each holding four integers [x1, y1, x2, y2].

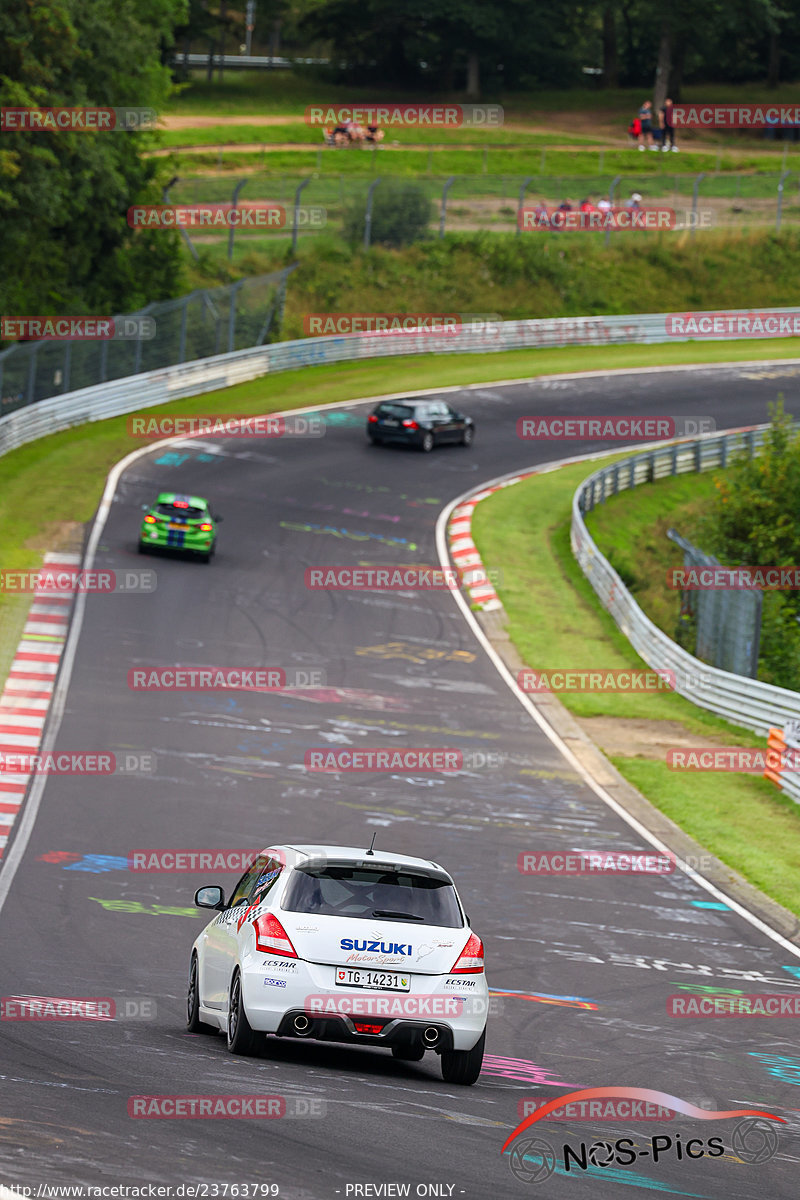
[[440, 1028, 485, 1085], [392, 1044, 425, 1062], [186, 955, 216, 1035], [420, 432, 435, 453], [226, 969, 259, 1055], [137, 541, 147, 555], [461, 426, 474, 447], [368, 436, 383, 446]]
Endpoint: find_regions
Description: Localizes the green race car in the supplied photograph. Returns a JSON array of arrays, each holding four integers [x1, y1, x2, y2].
[[138, 492, 221, 563]]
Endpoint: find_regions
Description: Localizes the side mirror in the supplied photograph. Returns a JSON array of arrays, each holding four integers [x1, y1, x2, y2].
[[141, 504, 150, 512], [195, 885, 225, 910]]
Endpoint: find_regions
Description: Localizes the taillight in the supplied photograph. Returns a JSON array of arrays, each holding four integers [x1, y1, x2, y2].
[[368, 414, 378, 423], [199, 522, 213, 531], [143, 514, 156, 524], [353, 1022, 384, 1034], [252, 912, 298, 958], [402, 419, 419, 430], [450, 933, 484, 973]]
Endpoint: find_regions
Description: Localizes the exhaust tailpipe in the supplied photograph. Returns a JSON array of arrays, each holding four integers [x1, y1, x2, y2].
[[422, 1026, 439, 1045], [293, 1013, 311, 1035]]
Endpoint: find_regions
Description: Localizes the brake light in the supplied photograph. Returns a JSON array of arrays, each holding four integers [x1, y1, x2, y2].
[[173, 501, 189, 508], [368, 414, 378, 423], [252, 912, 298, 958], [402, 419, 419, 430], [353, 1022, 384, 1034], [199, 523, 213, 531], [143, 515, 156, 524], [450, 933, 484, 973]]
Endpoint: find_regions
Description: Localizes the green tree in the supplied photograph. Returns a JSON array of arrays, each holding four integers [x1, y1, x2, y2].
[[0, 0, 187, 322]]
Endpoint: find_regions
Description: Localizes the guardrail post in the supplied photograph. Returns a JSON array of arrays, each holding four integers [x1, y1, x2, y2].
[[439, 176, 456, 239], [26, 346, 37, 405], [776, 170, 791, 231], [612, 464, 619, 494], [604, 175, 622, 248], [133, 330, 143, 376], [691, 173, 705, 238], [515, 176, 534, 237], [228, 179, 247, 261], [720, 435, 728, 468], [62, 341, 71, 394], [163, 178, 199, 261], [695, 441, 702, 470], [178, 296, 189, 363], [648, 451, 655, 482], [292, 178, 311, 254], [671, 445, 678, 474], [363, 179, 381, 251]]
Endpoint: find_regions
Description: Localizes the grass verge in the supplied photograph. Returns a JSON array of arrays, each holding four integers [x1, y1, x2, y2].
[[470, 455, 800, 916]]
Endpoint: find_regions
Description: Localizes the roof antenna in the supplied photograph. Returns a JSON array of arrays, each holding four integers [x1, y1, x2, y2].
[[366, 832, 377, 856]]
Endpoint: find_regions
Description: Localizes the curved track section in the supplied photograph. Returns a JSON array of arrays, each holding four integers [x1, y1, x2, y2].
[[2, 362, 800, 1198]]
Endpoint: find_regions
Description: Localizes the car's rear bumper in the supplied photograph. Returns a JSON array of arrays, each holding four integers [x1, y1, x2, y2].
[[140, 526, 214, 552], [241, 958, 488, 1051]]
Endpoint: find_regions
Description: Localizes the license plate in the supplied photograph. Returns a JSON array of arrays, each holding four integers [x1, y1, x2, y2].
[[335, 968, 410, 991], [169, 523, 188, 530], [381, 419, 399, 427]]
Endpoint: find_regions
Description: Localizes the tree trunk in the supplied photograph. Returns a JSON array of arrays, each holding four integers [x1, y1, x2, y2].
[[207, 36, 214, 82], [767, 30, 780, 88], [466, 51, 480, 98], [219, 0, 227, 82], [271, 19, 282, 58], [602, 4, 619, 89], [653, 17, 672, 112]]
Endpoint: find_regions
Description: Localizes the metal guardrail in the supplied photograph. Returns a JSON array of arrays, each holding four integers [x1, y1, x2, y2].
[[570, 426, 800, 801], [3, 307, 800, 461]]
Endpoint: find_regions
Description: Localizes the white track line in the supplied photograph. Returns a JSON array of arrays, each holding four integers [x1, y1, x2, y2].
[[435, 452, 800, 962]]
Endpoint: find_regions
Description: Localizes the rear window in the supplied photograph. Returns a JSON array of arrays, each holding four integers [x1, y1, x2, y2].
[[155, 503, 206, 520], [282, 866, 463, 928], [376, 404, 414, 419]]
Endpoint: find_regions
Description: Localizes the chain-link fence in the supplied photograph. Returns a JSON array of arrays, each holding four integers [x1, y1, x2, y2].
[[0, 266, 296, 414], [667, 528, 762, 678], [164, 170, 800, 255]]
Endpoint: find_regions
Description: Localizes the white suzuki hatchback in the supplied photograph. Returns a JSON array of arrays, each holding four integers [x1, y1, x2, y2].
[[187, 844, 487, 1084]]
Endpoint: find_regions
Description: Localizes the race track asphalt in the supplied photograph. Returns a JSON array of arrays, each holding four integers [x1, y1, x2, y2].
[[2, 361, 800, 1199]]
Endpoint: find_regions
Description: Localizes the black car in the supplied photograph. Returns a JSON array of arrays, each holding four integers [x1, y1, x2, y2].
[[367, 399, 475, 452]]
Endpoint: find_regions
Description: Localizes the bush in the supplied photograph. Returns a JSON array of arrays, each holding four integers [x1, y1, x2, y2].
[[343, 182, 434, 248]]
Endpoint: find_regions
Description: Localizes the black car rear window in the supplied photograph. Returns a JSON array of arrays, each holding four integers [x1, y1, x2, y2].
[[155, 503, 206, 519], [376, 404, 414, 419], [282, 866, 463, 927]]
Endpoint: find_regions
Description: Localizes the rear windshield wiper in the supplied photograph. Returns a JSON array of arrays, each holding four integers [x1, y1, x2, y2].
[[372, 909, 425, 922]]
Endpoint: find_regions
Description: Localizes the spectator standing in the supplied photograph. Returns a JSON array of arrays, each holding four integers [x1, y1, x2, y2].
[[660, 98, 678, 152], [638, 100, 657, 151]]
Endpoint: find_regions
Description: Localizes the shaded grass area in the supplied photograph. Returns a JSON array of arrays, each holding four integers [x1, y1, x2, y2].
[[183, 232, 800, 336], [470, 458, 800, 916], [584, 472, 719, 636]]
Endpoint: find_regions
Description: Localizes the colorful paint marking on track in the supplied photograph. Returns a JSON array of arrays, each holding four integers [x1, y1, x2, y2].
[[0, 552, 79, 863], [490, 988, 599, 1011]]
